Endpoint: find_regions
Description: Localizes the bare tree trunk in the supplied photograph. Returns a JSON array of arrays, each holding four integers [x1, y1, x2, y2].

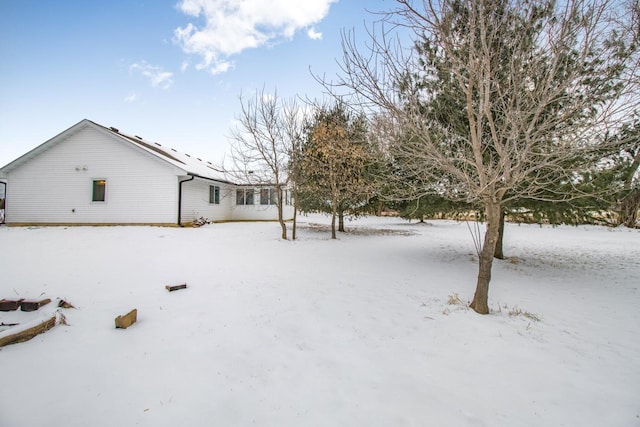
[[276, 188, 287, 240], [292, 200, 298, 240], [620, 189, 640, 228], [470, 202, 502, 314], [338, 211, 345, 232], [278, 206, 287, 240], [330, 168, 338, 239], [331, 207, 337, 239], [494, 209, 506, 259], [620, 149, 640, 228]]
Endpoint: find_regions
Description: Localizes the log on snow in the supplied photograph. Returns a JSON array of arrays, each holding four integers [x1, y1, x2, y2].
[[0, 314, 57, 348]]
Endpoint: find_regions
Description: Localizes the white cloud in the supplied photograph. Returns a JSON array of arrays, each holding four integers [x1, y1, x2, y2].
[[174, 0, 337, 74], [124, 93, 138, 103], [307, 27, 322, 40], [130, 61, 174, 89]]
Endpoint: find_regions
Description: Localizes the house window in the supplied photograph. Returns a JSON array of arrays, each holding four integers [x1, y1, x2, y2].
[[236, 188, 254, 205], [260, 188, 278, 205], [92, 179, 106, 202], [260, 189, 269, 205], [209, 185, 220, 204]]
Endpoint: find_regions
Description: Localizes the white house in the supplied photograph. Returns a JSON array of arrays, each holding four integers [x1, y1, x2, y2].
[[0, 119, 293, 226]]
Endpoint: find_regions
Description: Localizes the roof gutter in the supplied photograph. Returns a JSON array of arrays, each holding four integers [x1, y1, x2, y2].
[[178, 174, 195, 227], [187, 172, 234, 185]]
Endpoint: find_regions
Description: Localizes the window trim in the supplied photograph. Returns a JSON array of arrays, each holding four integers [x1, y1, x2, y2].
[[209, 185, 220, 205], [92, 179, 107, 202], [236, 188, 255, 205], [260, 188, 279, 206], [260, 188, 270, 205]]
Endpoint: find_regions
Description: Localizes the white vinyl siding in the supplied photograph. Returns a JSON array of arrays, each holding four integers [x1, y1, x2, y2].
[[3, 126, 181, 224], [230, 186, 294, 221], [180, 179, 234, 222], [1, 120, 296, 224]]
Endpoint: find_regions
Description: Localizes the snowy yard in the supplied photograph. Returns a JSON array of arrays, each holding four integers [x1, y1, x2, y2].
[[0, 215, 638, 427]]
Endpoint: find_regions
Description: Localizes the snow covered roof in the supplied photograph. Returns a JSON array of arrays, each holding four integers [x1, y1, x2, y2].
[[90, 121, 232, 183], [0, 119, 234, 184]]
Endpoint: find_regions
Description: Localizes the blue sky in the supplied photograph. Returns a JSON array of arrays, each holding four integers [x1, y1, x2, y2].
[[0, 0, 396, 166]]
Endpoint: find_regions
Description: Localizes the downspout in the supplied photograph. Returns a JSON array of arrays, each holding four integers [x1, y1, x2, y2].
[[0, 181, 6, 224], [177, 174, 195, 227]]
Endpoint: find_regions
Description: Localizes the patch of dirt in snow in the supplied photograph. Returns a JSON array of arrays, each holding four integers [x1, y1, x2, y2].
[[301, 222, 417, 237], [505, 246, 639, 281]]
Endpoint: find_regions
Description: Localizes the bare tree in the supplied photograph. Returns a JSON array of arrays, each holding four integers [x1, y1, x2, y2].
[[325, 0, 636, 313], [226, 88, 303, 240]]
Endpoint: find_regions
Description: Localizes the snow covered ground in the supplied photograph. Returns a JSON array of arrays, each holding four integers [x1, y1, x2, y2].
[[0, 215, 638, 427]]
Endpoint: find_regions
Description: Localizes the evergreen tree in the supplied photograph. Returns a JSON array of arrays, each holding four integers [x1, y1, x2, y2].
[[295, 102, 378, 238]]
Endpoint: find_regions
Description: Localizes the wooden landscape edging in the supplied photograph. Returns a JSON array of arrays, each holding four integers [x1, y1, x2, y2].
[[0, 314, 57, 348], [0, 299, 24, 312], [165, 283, 187, 292], [115, 309, 138, 329], [20, 298, 52, 312], [1, 298, 52, 312]]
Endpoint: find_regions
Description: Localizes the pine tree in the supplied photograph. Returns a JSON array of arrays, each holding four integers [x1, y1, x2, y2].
[[295, 102, 378, 238]]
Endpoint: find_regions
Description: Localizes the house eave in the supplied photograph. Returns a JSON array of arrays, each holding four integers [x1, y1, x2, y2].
[[0, 119, 93, 174]]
